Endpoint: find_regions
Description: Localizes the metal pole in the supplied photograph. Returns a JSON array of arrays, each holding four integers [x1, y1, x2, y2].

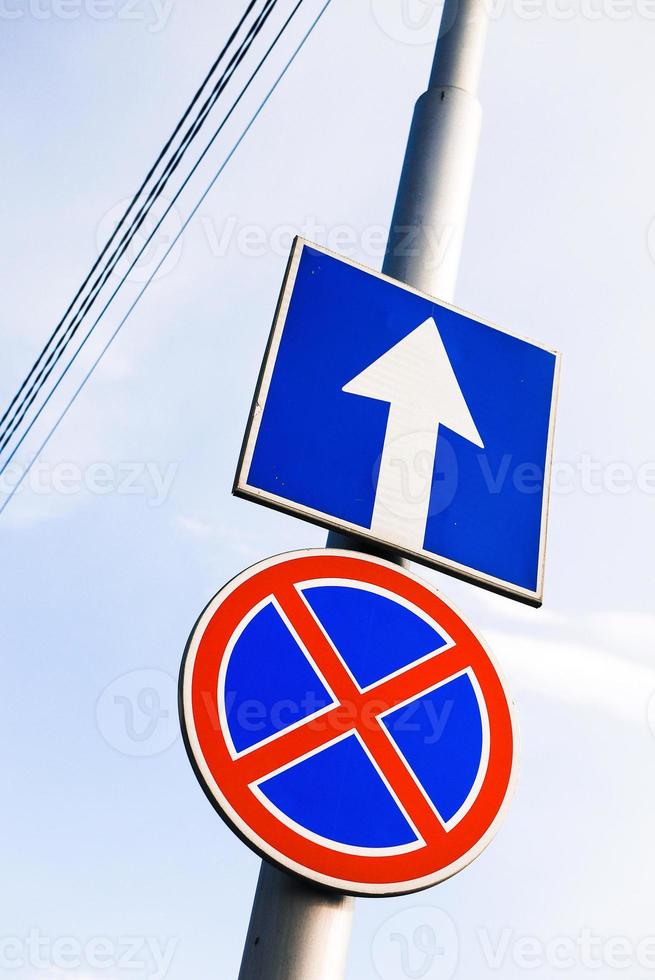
[[384, 0, 489, 300], [238, 1, 489, 975], [238, 863, 353, 980]]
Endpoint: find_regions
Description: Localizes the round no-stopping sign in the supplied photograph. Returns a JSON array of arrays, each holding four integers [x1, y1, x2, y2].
[[180, 550, 517, 896]]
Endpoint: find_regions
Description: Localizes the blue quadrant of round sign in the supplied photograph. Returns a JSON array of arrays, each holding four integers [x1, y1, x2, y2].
[[225, 601, 333, 753], [257, 733, 418, 849], [301, 585, 447, 689], [382, 674, 484, 823]]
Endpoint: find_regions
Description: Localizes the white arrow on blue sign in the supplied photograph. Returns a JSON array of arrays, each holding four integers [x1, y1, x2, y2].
[[234, 239, 560, 606]]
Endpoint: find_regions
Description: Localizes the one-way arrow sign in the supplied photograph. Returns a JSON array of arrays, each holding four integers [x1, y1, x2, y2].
[[343, 317, 483, 552], [234, 239, 560, 606]]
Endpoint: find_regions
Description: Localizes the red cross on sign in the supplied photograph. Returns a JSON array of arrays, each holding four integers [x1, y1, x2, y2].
[[180, 550, 517, 896]]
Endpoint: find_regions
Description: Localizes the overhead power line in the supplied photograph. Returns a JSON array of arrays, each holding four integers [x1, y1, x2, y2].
[[0, 0, 286, 469], [0, 0, 333, 515], [0, 0, 260, 441]]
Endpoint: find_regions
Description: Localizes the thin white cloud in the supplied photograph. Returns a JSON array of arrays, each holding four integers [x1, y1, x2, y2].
[[489, 622, 655, 728], [176, 513, 260, 559]]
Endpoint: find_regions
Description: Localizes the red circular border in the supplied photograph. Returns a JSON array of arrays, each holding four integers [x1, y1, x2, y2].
[[181, 551, 516, 895]]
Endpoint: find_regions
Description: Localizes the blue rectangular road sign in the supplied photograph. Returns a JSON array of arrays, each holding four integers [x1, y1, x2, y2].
[[234, 239, 560, 606]]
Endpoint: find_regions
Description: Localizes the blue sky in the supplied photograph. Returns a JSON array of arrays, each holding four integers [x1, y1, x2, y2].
[[2, 1, 655, 978]]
